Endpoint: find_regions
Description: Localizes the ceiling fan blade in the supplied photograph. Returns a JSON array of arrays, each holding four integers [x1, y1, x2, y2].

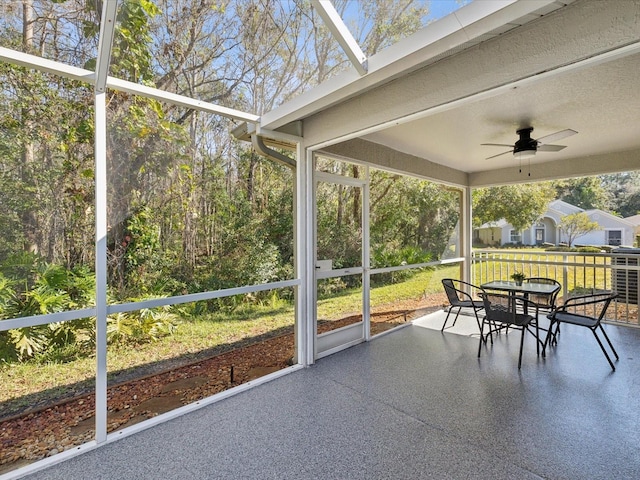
[[536, 129, 578, 145], [485, 150, 513, 160], [481, 143, 515, 147], [537, 144, 566, 152]]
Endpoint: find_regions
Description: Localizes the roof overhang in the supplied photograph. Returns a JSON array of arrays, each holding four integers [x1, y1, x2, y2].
[[258, 0, 640, 188], [261, 0, 571, 132]]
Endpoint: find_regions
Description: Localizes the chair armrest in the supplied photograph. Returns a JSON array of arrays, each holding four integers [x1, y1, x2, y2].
[[558, 292, 617, 310], [554, 292, 617, 321]]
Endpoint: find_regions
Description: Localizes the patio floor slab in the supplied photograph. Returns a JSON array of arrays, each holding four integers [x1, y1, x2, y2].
[[21, 312, 640, 480]]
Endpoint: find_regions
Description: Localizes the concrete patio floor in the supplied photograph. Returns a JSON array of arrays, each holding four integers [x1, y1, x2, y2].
[[22, 311, 640, 479]]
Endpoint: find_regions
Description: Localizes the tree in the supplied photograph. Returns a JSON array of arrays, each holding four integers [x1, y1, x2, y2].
[[600, 171, 640, 217], [553, 176, 609, 210], [558, 212, 599, 246], [0, 0, 455, 303], [369, 171, 459, 262], [620, 191, 640, 217], [473, 183, 556, 232]]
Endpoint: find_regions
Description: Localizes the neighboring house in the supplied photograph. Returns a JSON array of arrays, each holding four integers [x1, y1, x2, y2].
[[625, 214, 640, 243], [476, 199, 636, 247]]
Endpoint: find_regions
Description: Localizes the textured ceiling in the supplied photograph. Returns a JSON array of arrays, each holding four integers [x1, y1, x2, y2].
[[362, 50, 640, 174]]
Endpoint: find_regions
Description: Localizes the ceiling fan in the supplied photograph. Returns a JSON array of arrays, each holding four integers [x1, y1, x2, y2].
[[482, 127, 578, 161]]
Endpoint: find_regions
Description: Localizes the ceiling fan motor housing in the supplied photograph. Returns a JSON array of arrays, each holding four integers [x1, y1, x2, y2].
[[514, 127, 537, 153]]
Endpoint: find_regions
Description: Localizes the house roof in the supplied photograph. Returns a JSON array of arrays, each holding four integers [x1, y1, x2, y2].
[[583, 209, 635, 227], [478, 219, 509, 229], [625, 214, 640, 226], [477, 198, 636, 230], [547, 200, 583, 215]]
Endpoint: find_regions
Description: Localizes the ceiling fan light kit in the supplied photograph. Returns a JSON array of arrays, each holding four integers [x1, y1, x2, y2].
[[513, 149, 536, 160], [481, 126, 578, 174]]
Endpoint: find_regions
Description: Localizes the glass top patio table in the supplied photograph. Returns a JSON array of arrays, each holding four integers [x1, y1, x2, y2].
[[480, 281, 559, 296]]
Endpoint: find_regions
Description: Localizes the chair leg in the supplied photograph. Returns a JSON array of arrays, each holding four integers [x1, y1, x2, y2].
[[473, 309, 487, 344], [592, 328, 618, 371], [551, 323, 561, 345], [451, 307, 462, 327], [598, 324, 619, 360], [478, 319, 486, 358], [518, 326, 526, 369], [542, 320, 555, 356], [441, 307, 455, 331]]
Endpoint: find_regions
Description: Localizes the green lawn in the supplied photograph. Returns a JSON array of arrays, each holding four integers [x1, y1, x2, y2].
[[1, 265, 457, 406]]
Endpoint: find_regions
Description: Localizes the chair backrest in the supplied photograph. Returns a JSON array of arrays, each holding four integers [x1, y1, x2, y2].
[[442, 278, 462, 305], [560, 292, 617, 321], [480, 290, 537, 325], [480, 292, 514, 323], [525, 277, 561, 308], [442, 279, 480, 306]]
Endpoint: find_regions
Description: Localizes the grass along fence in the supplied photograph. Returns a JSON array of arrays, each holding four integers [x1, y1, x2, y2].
[[472, 249, 639, 325]]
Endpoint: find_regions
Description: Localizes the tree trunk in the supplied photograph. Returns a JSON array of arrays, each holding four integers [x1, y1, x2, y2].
[[21, 0, 38, 254]]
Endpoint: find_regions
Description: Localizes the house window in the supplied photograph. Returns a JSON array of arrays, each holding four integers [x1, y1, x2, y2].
[[607, 230, 622, 246], [510, 229, 521, 243]]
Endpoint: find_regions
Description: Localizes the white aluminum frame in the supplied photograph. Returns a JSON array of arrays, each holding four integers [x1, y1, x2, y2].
[[311, 0, 367, 75], [0, 47, 259, 124], [94, 90, 108, 443], [94, 0, 118, 93], [313, 167, 369, 358]]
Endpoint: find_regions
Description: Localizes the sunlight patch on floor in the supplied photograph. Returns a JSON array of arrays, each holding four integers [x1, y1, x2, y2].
[[412, 309, 482, 339]]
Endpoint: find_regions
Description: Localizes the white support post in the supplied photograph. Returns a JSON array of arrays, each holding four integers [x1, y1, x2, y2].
[[294, 141, 308, 366], [298, 147, 315, 366], [362, 167, 371, 341], [461, 186, 473, 284], [94, 92, 108, 443]]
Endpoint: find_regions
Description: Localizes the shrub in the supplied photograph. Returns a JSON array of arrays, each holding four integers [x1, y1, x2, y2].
[[370, 246, 432, 286], [0, 259, 97, 361], [0, 256, 180, 361], [545, 246, 573, 252], [107, 304, 179, 345], [576, 246, 602, 253]]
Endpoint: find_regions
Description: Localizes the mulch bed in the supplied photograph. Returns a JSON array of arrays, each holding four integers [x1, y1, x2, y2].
[[0, 294, 447, 474]]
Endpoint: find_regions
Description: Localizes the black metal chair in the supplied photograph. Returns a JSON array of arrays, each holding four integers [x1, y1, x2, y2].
[[478, 290, 542, 369], [441, 279, 484, 335], [524, 277, 561, 313], [524, 277, 561, 342], [543, 292, 619, 370]]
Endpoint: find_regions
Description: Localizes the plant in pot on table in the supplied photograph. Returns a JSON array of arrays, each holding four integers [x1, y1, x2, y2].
[[511, 271, 526, 286]]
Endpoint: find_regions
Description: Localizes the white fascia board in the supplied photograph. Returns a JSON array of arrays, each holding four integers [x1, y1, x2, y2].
[[0, 47, 259, 123], [261, 0, 558, 131], [312, 0, 367, 75]]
